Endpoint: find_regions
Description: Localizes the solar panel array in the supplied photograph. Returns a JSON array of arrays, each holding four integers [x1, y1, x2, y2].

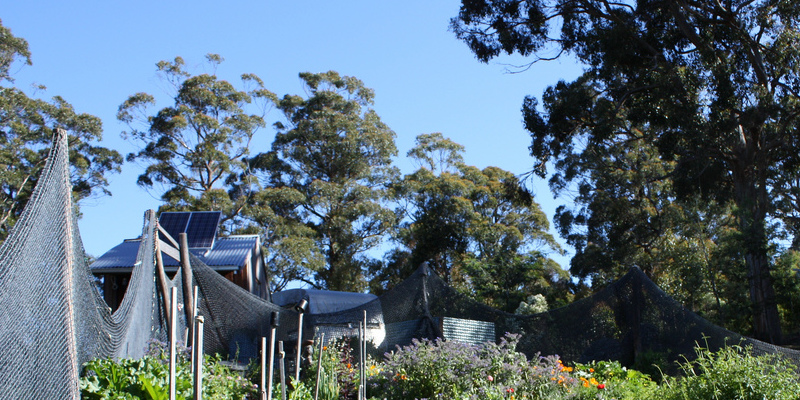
[[158, 211, 221, 249]]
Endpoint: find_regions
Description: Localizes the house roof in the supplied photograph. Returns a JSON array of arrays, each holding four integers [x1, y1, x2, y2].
[[90, 235, 260, 274]]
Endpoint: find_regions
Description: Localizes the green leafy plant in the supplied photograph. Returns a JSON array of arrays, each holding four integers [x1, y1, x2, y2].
[[80, 339, 256, 400], [659, 343, 800, 400]]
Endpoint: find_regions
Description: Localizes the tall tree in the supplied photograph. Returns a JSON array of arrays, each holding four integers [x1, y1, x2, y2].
[[253, 71, 398, 292], [0, 19, 122, 241], [377, 133, 568, 311], [452, 0, 800, 342], [118, 54, 275, 227]]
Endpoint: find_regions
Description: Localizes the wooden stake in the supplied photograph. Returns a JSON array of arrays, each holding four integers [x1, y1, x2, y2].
[[179, 233, 194, 346]]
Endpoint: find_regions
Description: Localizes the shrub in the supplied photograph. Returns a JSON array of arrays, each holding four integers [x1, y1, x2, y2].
[[80, 339, 257, 400], [659, 343, 800, 400], [369, 333, 573, 400]]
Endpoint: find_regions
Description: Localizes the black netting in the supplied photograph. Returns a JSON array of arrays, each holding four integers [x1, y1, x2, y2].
[[2, 131, 799, 399], [191, 253, 297, 360], [367, 264, 800, 372], [0, 132, 170, 399]]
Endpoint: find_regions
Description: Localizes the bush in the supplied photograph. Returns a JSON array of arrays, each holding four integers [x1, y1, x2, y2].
[[369, 333, 577, 400], [80, 337, 800, 400], [659, 343, 800, 400], [80, 339, 257, 400]]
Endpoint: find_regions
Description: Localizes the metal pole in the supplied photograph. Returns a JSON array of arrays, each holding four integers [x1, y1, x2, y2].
[[313, 333, 325, 400], [278, 341, 287, 400], [358, 320, 364, 400], [193, 316, 204, 400], [362, 310, 367, 400], [169, 287, 177, 400], [267, 311, 279, 400], [294, 299, 308, 383], [260, 336, 267, 400]]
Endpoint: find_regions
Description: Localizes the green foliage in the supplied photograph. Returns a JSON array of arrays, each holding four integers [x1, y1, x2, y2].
[[370, 333, 570, 400], [660, 344, 800, 400], [252, 71, 398, 291], [118, 54, 275, 228], [302, 338, 364, 399], [452, 0, 800, 342], [516, 294, 548, 315], [80, 340, 257, 400], [81, 338, 800, 400], [0, 18, 31, 82], [376, 133, 570, 310]]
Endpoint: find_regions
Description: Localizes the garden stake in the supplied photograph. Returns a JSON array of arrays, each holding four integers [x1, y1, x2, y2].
[[169, 287, 177, 400], [189, 285, 198, 377], [294, 299, 308, 382], [362, 310, 367, 400], [279, 340, 287, 400], [358, 320, 364, 400], [193, 316, 204, 400], [261, 336, 267, 400], [313, 333, 324, 400], [267, 311, 279, 400]]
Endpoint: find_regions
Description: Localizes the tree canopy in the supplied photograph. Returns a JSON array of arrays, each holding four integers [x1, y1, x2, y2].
[[452, 0, 800, 342], [374, 133, 570, 311], [118, 54, 275, 227], [251, 71, 399, 292]]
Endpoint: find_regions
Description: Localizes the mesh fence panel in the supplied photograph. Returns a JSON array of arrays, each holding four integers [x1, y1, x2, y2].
[[0, 132, 169, 399]]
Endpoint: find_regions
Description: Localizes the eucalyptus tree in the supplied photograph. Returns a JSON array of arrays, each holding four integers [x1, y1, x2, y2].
[[0, 19, 122, 241], [451, 0, 800, 342], [252, 71, 398, 292], [118, 54, 275, 227], [378, 133, 567, 311]]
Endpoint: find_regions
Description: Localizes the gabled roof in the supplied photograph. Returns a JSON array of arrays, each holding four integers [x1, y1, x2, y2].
[[90, 235, 260, 274]]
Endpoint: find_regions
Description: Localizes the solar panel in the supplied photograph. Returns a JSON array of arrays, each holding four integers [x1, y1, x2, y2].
[[158, 212, 191, 243], [186, 211, 221, 248], [158, 211, 221, 249]]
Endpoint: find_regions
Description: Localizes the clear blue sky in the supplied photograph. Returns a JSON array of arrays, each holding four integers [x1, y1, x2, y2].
[[2, 1, 582, 267]]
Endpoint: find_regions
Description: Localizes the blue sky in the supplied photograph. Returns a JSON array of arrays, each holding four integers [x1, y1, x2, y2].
[[3, 1, 582, 268]]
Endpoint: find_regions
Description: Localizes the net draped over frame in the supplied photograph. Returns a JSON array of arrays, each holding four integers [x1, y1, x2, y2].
[[1, 131, 799, 399]]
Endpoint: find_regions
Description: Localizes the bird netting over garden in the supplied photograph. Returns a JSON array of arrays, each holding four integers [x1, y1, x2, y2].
[[1, 131, 800, 399]]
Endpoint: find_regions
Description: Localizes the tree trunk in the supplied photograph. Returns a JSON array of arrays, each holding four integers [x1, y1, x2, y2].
[[733, 150, 782, 343]]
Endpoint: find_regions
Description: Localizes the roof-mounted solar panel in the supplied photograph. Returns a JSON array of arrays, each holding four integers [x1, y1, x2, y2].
[[158, 211, 221, 249], [158, 212, 191, 243]]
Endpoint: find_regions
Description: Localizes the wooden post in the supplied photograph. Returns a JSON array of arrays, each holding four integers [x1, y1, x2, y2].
[[179, 233, 194, 346], [169, 287, 177, 400], [193, 316, 204, 400], [155, 216, 172, 325]]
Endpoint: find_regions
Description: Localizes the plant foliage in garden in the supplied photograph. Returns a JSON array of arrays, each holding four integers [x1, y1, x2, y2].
[[80, 336, 800, 400]]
